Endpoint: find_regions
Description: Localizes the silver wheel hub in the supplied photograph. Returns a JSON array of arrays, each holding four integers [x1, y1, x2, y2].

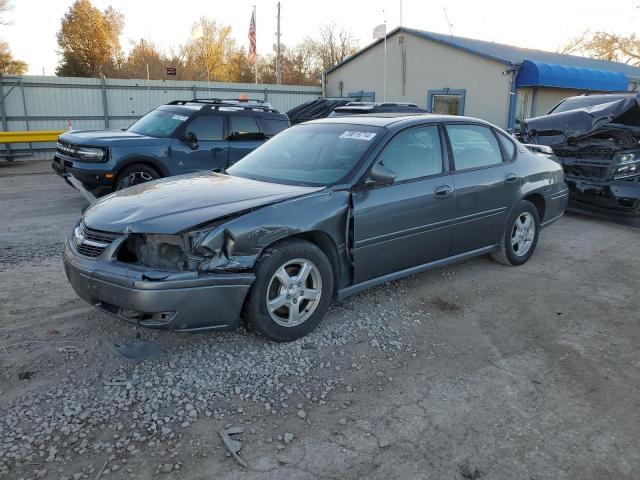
[[511, 212, 535, 257], [266, 258, 322, 327], [120, 171, 153, 189]]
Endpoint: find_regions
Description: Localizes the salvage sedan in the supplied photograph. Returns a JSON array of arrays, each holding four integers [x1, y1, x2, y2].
[[64, 114, 568, 341]]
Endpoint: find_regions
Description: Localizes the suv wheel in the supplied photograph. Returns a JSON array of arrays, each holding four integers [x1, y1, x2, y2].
[[115, 164, 160, 190], [244, 239, 334, 342], [491, 199, 540, 266]]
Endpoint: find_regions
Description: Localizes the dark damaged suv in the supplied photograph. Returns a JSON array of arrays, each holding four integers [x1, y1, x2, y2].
[[52, 99, 289, 196], [521, 93, 640, 218]]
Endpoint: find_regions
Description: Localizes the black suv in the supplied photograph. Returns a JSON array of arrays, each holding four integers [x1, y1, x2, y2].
[[328, 101, 428, 117], [52, 99, 290, 195]]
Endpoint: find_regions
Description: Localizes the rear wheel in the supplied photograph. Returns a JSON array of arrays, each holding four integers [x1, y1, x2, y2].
[[244, 239, 334, 342], [115, 164, 160, 190], [491, 200, 540, 266]]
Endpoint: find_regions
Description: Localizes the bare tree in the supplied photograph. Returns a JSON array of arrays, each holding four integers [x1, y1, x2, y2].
[[310, 23, 359, 72], [560, 30, 640, 66]]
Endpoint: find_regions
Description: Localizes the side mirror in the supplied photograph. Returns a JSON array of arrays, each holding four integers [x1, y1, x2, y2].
[[367, 162, 396, 186], [180, 131, 198, 150]]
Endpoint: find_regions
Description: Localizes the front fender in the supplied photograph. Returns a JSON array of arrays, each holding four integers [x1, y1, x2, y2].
[[196, 189, 350, 272]]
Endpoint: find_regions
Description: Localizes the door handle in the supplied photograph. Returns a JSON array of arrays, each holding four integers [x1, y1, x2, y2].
[[505, 172, 519, 184], [211, 147, 224, 152], [434, 185, 453, 198]]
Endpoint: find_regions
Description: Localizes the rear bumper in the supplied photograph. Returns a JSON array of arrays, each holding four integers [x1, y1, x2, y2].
[[565, 177, 640, 217], [63, 238, 255, 332]]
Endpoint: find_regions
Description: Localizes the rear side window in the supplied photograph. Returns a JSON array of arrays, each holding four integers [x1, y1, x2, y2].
[[260, 118, 289, 136], [446, 124, 503, 171], [229, 116, 260, 135], [496, 131, 516, 160], [185, 115, 224, 141], [377, 125, 443, 182]]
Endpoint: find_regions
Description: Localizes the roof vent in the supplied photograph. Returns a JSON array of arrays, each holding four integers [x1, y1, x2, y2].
[[397, 34, 406, 46]]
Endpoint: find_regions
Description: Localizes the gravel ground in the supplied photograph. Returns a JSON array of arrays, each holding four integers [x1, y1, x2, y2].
[[1, 159, 640, 480]]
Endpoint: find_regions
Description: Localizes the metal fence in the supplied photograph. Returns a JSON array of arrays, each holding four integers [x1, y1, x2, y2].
[[0, 75, 322, 160]]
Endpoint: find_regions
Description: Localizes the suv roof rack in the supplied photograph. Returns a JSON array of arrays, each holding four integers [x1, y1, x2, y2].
[[167, 99, 277, 113]]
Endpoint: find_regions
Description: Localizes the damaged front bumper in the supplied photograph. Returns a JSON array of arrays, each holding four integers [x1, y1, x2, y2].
[[63, 236, 255, 332], [565, 176, 640, 217]]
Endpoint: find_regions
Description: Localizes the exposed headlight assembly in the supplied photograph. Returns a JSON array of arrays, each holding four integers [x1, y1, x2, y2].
[[614, 151, 640, 179]]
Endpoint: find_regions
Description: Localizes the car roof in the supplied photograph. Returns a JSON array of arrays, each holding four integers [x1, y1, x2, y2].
[[308, 113, 494, 129], [562, 92, 639, 103], [157, 104, 287, 119]]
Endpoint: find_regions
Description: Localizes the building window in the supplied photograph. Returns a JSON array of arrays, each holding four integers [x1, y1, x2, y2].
[[427, 88, 466, 115]]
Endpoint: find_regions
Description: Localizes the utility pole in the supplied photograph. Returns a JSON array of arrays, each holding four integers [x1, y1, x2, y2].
[[276, 2, 282, 85]]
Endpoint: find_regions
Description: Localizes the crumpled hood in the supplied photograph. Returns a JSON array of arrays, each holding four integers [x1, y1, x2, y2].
[[521, 97, 640, 146], [83, 172, 323, 234], [59, 129, 168, 147]]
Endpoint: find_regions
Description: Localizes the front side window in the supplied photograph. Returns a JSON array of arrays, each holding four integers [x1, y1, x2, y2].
[[185, 115, 224, 141], [377, 126, 443, 182], [228, 123, 383, 186], [447, 124, 503, 171]]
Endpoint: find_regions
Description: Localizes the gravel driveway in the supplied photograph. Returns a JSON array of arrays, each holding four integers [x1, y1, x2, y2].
[[1, 159, 639, 480]]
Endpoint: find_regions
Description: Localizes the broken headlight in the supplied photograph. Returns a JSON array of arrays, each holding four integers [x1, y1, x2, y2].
[[117, 233, 193, 270], [614, 152, 640, 179]]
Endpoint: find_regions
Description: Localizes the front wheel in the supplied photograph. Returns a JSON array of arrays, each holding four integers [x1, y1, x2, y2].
[[244, 239, 334, 342], [491, 200, 540, 266], [115, 164, 160, 190]]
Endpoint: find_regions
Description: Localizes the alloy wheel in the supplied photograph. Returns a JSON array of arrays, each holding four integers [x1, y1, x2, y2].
[[511, 212, 535, 257], [266, 258, 322, 327], [119, 171, 153, 189]]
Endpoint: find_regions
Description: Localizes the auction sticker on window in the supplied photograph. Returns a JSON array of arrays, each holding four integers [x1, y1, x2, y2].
[[339, 131, 377, 141], [171, 114, 189, 122]]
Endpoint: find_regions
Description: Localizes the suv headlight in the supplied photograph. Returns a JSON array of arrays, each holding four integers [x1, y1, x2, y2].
[[76, 146, 107, 162], [614, 151, 640, 179]]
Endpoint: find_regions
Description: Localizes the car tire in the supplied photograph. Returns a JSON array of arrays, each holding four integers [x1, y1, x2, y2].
[[491, 199, 540, 266], [244, 239, 334, 342], [115, 164, 160, 190]]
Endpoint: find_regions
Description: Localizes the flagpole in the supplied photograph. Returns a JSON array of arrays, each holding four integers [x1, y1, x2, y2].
[[254, 5, 258, 84], [383, 20, 387, 102]]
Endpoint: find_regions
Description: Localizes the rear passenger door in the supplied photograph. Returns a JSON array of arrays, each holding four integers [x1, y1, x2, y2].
[[352, 125, 454, 283], [227, 116, 265, 165], [445, 123, 520, 255], [172, 114, 229, 173]]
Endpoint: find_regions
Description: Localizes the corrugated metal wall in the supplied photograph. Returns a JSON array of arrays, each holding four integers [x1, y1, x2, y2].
[[0, 75, 322, 160]]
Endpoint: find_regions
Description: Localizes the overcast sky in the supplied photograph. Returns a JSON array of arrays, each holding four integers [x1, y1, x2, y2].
[[3, 0, 639, 75]]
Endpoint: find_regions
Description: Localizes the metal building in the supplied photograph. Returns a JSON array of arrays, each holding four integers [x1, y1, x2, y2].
[[325, 27, 640, 132]]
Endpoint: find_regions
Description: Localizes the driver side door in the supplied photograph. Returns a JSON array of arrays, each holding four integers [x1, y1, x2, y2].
[[171, 114, 229, 173], [352, 124, 455, 283]]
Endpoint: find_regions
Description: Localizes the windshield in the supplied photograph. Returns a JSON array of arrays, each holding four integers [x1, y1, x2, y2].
[[550, 96, 630, 114], [227, 123, 384, 186], [128, 108, 189, 137]]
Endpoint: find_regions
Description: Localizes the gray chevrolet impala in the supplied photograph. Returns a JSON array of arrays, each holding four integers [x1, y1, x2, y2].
[[64, 114, 568, 341]]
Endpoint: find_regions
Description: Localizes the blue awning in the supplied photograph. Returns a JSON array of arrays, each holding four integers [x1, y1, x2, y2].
[[516, 60, 629, 91]]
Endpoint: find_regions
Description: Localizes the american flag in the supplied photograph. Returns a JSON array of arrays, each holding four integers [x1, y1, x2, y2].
[[248, 8, 256, 64]]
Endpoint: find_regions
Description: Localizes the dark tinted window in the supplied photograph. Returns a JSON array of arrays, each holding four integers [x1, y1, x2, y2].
[[496, 131, 516, 159], [377, 126, 443, 182], [185, 115, 224, 141], [447, 124, 503, 171], [229, 116, 260, 136], [260, 118, 289, 136]]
